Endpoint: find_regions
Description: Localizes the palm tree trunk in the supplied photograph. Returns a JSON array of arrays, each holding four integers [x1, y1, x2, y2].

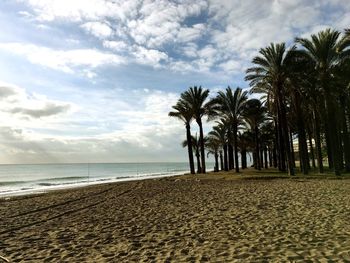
[[290, 131, 296, 169], [228, 144, 234, 170], [308, 128, 316, 169], [264, 146, 268, 169], [325, 94, 341, 175], [338, 122, 344, 171], [293, 89, 309, 174], [341, 100, 350, 172], [320, 96, 333, 171], [324, 121, 333, 170], [296, 115, 309, 175], [196, 151, 201, 174], [185, 123, 195, 174], [219, 151, 224, 171], [233, 123, 239, 173], [346, 103, 350, 171], [277, 87, 294, 175], [224, 144, 228, 171], [273, 144, 278, 168], [214, 152, 219, 172], [314, 110, 324, 173], [268, 146, 273, 167], [242, 148, 247, 169], [255, 125, 261, 170], [197, 119, 206, 173], [277, 111, 286, 172], [273, 121, 279, 169]]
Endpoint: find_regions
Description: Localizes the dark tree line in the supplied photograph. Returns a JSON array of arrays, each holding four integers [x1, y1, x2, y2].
[[169, 28, 350, 176]]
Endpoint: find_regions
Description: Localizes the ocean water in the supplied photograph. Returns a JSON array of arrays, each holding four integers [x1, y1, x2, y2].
[[0, 162, 201, 196]]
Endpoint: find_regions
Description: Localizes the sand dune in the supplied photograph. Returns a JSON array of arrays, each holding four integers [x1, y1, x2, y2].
[[1, 175, 350, 262]]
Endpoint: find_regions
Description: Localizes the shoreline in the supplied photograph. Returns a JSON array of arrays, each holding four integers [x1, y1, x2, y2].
[[1, 167, 345, 199], [0, 171, 189, 199]]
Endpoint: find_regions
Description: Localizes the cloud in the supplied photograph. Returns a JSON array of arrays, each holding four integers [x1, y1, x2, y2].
[[11, 102, 70, 118], [2, 0, 350, 164], [0, 42, 125, 74], [180, 43, 198, 58], [0, 82, 72, 120], [103, 40, 128, 52], [15, 0, 350, 76], [219, 60, 242, 74], [132, 46, 168, 67], [177, 23, 206, 42], [0, 85, 22, 99], [81, 21, 113, 39], [0, 81, 190, 163], [18, 0, 117, 22], [0, 125, 186, 163], [127, 1, 207, 48], [206, 0, 350, 64]]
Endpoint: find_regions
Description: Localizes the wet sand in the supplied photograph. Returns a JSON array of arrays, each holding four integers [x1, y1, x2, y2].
[[1, 173, 350, 262]]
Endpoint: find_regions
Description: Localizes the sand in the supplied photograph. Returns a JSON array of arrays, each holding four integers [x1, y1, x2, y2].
[[1, 173, 350, 262]]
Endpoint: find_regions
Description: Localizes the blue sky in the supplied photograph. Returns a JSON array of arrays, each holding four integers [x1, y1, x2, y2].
[[0, 0, 349, 164]]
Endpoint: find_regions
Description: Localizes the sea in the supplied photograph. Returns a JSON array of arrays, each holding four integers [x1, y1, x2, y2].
[[0, 162, 207, 197]]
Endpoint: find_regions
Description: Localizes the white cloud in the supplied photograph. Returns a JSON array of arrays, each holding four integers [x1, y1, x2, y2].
[[219, 60, 242, 74], [16, 0, 350, 75], [180, 43, 198, 58], [169, 61, 196, 73], [81, 21, 113, 39], [132, 46, 168, 67], [0, 81, 189, 163], [18, 0, 121, 22], [0, 42, 125, 74], [103, 40, 128, 52], [177, 23, 206, 42], [21, 0, 208, 48]]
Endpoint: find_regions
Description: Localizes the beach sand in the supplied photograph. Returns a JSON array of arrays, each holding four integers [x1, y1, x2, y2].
[[1, 172, 350, 262]]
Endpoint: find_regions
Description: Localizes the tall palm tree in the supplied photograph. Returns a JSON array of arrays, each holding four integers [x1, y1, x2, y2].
[[246, 43, 295, 176], [169, 100, 195, 174], [180, 86, 214, 173], [213, 87, 248, 172], [259, 121, 275, 169], [205, 136, 220, 172], [182, 133, 202, 173], [296, 28, 346, 175], [335, 54, 350, 171], [238, 131, 254, 169], [208, 124, 227, 171], [242, 99, 267, 170]]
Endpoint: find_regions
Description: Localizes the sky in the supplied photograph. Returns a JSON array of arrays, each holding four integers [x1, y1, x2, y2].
[[0, 0, 349, 164]]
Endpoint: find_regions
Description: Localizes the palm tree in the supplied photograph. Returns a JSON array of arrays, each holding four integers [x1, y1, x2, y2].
[[246, 43, 295, 176], [259, 121, 275, 169], [296, 28, 347, 175], [180, 86, 214, 173], [242, 99, 267, 170], [205, 136, 220, 172], [169, 100, 195, 174], [335, 54, 350, 171], [208, 124, 227, 171], [213, 87, 248, 172], [238, 131, 254, 169], [182, 133, 202, 174]]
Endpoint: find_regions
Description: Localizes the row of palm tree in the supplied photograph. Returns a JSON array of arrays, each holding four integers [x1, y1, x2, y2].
[[169, 28, 350, 176]]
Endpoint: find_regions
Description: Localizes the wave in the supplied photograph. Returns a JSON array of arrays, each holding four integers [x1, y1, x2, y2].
[[37, 182, 58, 186], [41, 176, 89, 182], [0, 181, 26, 186]]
